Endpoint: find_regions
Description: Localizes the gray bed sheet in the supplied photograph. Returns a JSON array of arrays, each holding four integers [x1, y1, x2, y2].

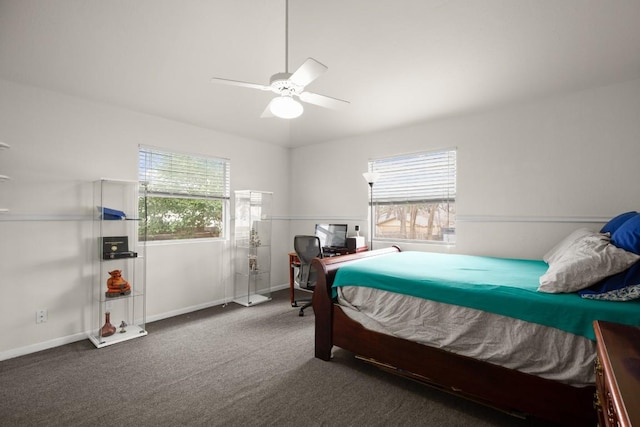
[[337, 286, 595, 387]]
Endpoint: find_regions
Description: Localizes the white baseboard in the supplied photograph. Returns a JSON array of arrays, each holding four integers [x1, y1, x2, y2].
[[146, 283, 289, 323], [0, 283, 291, 362], [0, 332, 88, 362]]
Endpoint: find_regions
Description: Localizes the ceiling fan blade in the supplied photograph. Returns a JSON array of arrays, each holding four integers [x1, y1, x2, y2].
[[289, 58, 328, 87], [299, 91, 350, 110], [210, 77, 271, 91]]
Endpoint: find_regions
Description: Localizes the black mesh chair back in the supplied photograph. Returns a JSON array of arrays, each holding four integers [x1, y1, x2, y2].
[[293, 235, 323, 316]]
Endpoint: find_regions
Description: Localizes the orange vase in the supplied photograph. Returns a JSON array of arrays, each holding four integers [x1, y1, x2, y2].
[[100, 312, 116, 337]]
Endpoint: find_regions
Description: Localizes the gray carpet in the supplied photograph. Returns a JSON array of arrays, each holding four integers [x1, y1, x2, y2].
[[0, 290, 554, 426]]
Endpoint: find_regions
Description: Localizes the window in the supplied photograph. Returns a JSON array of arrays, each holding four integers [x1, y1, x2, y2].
[[138, 146, 230, 241], [368, 149, 456, 243]]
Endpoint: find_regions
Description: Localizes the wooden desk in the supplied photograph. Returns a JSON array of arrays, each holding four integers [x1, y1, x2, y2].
[[288, 247, 368, 305], [593, 320, 640, 427]]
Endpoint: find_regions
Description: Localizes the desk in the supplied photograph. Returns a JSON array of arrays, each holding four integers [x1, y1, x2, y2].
[[288, 247, 368, 306]]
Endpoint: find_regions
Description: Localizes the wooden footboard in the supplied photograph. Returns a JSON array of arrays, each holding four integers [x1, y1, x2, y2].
[[311, 247, 596, 427]]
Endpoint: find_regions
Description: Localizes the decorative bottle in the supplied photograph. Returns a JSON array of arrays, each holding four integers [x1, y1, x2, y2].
[[100, 312, 116, 337]]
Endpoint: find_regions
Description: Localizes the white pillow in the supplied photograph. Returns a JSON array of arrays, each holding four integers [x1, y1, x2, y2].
[[538, 231, 640, 293], [543, 227, 593, 264]]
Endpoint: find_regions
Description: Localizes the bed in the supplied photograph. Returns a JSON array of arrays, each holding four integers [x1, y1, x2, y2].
[[311, 241, 640, 426]]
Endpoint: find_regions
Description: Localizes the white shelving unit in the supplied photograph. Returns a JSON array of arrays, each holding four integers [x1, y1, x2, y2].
[[233, 190, 273, 306], [0, 142, 9, 213], [89, 179, 147, 348]]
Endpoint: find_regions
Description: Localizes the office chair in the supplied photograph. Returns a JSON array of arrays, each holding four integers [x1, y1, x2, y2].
[[293, 235, 323, 317]]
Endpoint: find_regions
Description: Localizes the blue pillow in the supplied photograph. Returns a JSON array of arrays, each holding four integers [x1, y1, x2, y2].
[[611, 214, 640, 254], [579, 261, 640, 301], [601, 211, 638, 234]]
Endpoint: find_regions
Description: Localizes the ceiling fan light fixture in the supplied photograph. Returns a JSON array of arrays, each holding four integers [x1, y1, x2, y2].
[[269, 95, 303, 119]]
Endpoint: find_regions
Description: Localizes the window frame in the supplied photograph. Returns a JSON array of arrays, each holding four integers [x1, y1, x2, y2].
[[367, 148, 456, 244], [138, 146, 230, 242]]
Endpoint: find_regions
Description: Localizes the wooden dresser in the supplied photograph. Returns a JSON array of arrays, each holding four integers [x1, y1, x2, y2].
[[593, 320, 640, 426]]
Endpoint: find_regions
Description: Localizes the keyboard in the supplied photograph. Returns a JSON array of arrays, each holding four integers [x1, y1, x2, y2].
[[322, 246, 347, 255]]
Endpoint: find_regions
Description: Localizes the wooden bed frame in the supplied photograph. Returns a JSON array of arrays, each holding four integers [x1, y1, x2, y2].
[[311, 246, 596, 427]]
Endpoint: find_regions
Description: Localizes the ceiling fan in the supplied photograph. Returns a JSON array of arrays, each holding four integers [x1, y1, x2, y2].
[[210, 0, 349, 119]]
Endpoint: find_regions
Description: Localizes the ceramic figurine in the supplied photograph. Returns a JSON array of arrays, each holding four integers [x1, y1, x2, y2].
[[106, 270, 131, 298]]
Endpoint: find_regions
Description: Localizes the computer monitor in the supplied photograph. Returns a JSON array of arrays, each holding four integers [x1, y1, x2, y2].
[[315, 224, 348, 249]]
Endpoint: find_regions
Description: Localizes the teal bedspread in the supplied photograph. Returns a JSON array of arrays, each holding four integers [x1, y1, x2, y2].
[[332, 251, 640, 340]]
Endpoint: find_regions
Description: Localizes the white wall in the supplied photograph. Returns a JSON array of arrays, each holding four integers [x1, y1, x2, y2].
[[290, 78, 640, 259], [0, 79, 291, 359], [2, 76, 640, 360]]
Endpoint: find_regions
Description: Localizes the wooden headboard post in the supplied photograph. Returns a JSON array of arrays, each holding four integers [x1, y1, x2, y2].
[[311, 246, 401, 361]]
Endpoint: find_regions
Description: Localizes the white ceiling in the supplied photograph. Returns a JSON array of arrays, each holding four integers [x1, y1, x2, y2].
[[1, 0, 640, 148]]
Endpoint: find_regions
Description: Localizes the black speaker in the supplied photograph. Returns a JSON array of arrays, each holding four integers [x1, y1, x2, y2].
[[346, 236, 365, 251], [346, 237, 357, 251]]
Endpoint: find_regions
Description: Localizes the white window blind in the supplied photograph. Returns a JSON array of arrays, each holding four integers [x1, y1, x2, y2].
[[139, 147, 230, 200], [369, 149, 456, 204]]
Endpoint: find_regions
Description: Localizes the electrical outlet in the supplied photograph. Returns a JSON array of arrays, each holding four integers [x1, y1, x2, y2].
[[36, 309, 48, 324]]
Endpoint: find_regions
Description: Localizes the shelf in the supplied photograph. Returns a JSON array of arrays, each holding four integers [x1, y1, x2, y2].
[[98, 289, 144, 303], [233, 293, 272, 307], [236, 270, 270, 277], [233, 190, 273, 306], [0, 214, 92, 221], [88, 325, 148, 348], [90, 179, 147, 349], [1, 144, 8, 214]]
